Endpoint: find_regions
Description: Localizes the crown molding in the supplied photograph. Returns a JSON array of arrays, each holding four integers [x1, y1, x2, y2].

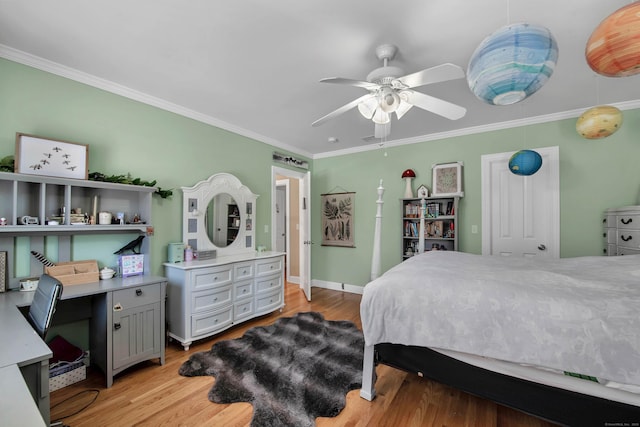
[[0, 44, 313, 159]]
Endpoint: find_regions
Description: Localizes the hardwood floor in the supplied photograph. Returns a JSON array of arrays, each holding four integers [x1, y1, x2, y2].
[[50, 284, 556, 426]]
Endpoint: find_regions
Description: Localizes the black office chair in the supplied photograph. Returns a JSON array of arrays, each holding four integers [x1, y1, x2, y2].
[[28, 273, 63, 339]]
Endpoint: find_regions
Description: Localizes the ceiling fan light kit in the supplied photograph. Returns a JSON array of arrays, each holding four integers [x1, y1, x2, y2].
[[467, 23, 559, 105], [312, 44, 467, 139]]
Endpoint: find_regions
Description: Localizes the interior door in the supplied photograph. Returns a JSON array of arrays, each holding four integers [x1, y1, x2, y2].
[[275, 185, 286, 252], [300, 171, 311, 300], [271, 166, 311, 301], [481, 146, 560, 258]]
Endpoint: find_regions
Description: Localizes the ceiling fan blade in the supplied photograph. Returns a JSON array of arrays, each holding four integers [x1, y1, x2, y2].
[[312, 93, 376, 127], [374, 122, 391, 139], [404, 90, 466, 120], [396, 63, 465, 89], [320, 77, 380, 91]]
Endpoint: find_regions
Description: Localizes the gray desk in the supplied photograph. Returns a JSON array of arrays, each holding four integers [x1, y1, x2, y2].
[[0, 275, 166, 425]]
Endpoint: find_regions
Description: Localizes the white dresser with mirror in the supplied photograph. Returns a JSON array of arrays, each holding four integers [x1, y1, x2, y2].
[[164, 173, 285, 350]]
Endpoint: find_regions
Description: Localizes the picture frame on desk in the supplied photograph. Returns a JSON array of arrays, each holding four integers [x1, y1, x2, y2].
[[120, 254, 144, 277], [15, 133, 89, 180]]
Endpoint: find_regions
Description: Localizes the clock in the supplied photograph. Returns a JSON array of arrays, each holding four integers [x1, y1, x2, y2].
[[416, 185, 429, 198]]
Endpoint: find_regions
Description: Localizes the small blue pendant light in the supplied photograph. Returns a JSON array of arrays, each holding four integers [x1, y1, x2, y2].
[[467, 23, 559, 105], [509, 150, 543, 176]]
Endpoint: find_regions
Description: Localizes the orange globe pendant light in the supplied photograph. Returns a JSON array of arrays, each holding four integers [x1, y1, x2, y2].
[[586, 2, 640, 77]]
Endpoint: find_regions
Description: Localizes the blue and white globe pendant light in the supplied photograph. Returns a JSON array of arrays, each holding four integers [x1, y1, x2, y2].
[[467, 23, 559, 105], [509, 150, 543, 176]]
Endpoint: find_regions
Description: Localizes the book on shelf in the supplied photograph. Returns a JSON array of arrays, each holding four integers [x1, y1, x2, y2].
[[426, 203, 439, 218]]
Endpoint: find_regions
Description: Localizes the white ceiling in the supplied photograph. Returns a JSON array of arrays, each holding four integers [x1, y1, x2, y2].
[[1, 0, 639, 158]]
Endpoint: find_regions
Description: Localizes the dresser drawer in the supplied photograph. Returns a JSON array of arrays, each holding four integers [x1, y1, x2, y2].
[[191, 266, 233, 291], [617, 229, 640, 249], [234, 299, 254, 321], [191, 306, 233, 337], [191, 285, 233, 314], [234, 279, 253, 300], [234, 262, 254, 281], [255, 273, 282, 294], [616, 214, 640, 230], [255, 257, 283, 277], [255, 288, 282, 312], [113, 283, 161, 309], [618, 247, 640, 256]]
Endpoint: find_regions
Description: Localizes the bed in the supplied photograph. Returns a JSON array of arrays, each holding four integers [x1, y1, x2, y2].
[[360, 221, 640, 424]]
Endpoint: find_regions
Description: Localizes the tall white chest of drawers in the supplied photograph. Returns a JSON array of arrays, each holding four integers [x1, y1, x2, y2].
[[164, 252, 284, 350], [604, 206, 640, 256]]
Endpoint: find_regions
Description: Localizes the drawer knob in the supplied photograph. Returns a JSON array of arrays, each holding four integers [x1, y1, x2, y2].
[[243, 289, 247, 293], [621, 235, 633, 242], [243, 270, 247, 274], [621, 218, 633, 225], [270, 266, 273, 269], [213, 297, 218, 301], [114, 323, 121, 330], [214, 318, 218, 323], [136, 289, 142, 296]]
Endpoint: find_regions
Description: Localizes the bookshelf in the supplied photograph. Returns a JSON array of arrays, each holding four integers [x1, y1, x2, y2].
[[402, 196, 459, 260]]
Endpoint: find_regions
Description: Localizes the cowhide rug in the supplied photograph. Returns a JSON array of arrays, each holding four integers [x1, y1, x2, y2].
[[178, 311, 364, 427]]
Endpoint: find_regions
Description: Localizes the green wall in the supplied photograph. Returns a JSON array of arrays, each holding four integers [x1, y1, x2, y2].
[[2, 57, 639, 291], [0, 58, 308, 277]]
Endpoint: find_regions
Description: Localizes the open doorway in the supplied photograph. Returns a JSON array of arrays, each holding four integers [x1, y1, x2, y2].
[[271, 166, 311, 300]]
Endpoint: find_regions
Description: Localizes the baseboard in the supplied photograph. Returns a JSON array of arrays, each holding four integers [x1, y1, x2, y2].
[[287, 275, 300, 285], [311, 279, 364, 295]]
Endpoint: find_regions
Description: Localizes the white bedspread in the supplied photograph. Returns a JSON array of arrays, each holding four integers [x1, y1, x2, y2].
[[360, 251, 640, 386]]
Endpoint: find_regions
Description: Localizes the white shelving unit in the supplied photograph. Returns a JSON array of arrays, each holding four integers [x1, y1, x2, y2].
[[0, 171, 155, 289]]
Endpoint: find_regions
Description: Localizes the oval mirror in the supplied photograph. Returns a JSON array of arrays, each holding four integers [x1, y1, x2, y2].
[[205, 193, 239, 247]]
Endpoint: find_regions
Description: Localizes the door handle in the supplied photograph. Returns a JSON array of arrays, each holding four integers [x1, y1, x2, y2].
[[538, 244, 546, 251], [114, 323, 121, 330]]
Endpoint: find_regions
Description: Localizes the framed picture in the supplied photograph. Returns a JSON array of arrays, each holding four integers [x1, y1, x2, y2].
[[321, 192, 355, 247], [432, 162, 464, 197], [15, 133, 88, 180]]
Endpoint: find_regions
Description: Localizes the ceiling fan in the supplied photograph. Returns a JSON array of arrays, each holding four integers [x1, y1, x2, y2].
[[312, 44, 467, 139]]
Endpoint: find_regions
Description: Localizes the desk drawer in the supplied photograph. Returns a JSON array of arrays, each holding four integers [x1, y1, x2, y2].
[[113, 283, 161, 309], [191, 285, 233, 314], [256, 257, 282, 277], [191, 266, 232, 291], [255, 274, 282, 294], [234, 262, 254, 281], [191, 306, 233, 337]]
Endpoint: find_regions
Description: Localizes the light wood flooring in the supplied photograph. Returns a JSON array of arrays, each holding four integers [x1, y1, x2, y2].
[[50, 284, 556, 426]]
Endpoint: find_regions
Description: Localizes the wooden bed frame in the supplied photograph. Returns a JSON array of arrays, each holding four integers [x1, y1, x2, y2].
[[360, 182, 640, 425]]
